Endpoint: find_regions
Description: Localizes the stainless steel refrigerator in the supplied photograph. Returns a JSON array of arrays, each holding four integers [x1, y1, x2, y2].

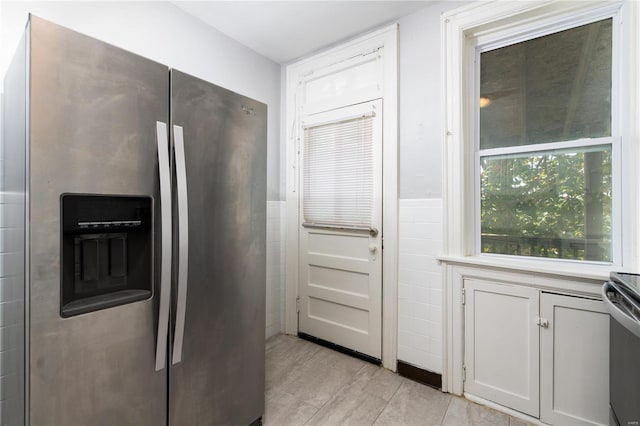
[[2, 15, 266, 425]]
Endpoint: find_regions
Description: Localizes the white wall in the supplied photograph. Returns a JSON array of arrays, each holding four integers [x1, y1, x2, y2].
[[398, 1, 470, 199], [0, 0, 282, 202], [394, 1, 470, 373]]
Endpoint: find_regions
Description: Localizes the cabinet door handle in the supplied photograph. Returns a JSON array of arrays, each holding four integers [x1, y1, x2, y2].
[[536, 316, 549, 328]]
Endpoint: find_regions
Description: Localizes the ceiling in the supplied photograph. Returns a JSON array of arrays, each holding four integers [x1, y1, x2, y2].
[[172, 1, 432, 64]]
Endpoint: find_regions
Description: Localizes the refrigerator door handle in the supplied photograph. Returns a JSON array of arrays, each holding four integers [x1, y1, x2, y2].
[[155, 121, 172, 371], [172, 125, 189, 365]]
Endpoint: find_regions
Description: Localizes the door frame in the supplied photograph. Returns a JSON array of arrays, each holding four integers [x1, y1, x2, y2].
[[284, 24, 399, 371]]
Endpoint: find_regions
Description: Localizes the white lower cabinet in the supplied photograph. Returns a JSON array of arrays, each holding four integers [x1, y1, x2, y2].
[[464, 279, 540, 417], [540, 293, 609, 426], [464, 279, 609, 426]]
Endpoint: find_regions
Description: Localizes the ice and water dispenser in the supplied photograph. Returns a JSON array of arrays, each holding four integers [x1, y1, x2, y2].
[[61, 195, 152, 317]]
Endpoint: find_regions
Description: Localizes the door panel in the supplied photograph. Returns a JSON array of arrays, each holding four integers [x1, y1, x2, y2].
[[540, 293, 609, 426], [28, 17, 168, 425], [464, 279, 539, 417], [298, 101, 382, 359], [169, 70, 266, 425]]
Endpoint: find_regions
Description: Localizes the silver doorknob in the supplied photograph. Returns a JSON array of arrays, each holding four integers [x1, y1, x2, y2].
[[369, 244, 378, 253]]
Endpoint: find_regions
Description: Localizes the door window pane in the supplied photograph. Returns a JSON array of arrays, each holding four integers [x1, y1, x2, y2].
[[480, 18, 612, 150], [303, 115, 374, 227], [480, 146, 612, 262]]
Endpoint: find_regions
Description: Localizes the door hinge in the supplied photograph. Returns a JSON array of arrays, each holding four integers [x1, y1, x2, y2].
[[462, 365, 466, 382], [535, 316, 549, 328], [296, 296, 300, 313], [461, 288, 466, 305]]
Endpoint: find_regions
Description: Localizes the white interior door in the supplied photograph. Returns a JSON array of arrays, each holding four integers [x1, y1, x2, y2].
[[540, 293, 609, 426], [298, 100, 382, 359], [464, 279, 540, 417]]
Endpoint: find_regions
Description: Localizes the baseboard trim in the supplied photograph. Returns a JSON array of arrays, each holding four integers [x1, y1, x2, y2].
[[298, 332, 382, 366], [397, 360, 442, 389], [464, 393, 546, 425]]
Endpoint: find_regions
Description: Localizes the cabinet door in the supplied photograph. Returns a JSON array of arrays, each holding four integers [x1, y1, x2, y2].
[[540, 293, 609, 426], [464, 279, 540, 417]]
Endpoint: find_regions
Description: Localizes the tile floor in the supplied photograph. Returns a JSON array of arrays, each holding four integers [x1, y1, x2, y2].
[[264, 334, 532, 426]]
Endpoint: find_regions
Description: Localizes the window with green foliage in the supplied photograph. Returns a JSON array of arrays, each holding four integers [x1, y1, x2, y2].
[[478, 18, 614, 262]]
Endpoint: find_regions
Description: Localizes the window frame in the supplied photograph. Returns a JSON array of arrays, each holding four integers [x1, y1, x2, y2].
[[440, 0, 636, 277], [472, 12, 622, 265]]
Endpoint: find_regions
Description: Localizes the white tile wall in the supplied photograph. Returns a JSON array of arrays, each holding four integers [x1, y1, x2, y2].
[[279, 203, 287, 331], [398, 198, 444, 373], [266, 201, 286, 338], [0, 191, 25, 423]]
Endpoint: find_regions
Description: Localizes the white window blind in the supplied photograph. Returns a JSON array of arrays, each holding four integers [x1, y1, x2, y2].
[[303, 114, 374, 227]]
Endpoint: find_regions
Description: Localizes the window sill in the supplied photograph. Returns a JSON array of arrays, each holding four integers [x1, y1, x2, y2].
[[437, 254, 621, 283]]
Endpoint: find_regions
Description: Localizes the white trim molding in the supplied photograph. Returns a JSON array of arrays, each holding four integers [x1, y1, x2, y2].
[[284, 24, 399, 371], [441, 0, 640, 396]]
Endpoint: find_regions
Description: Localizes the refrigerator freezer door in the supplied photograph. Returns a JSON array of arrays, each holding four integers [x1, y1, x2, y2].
[[169, 70, 267, 425], [28, 17, 169, 425]]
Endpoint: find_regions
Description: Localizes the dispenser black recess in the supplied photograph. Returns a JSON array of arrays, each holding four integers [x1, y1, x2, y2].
[[61, 194, 152, 317]]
